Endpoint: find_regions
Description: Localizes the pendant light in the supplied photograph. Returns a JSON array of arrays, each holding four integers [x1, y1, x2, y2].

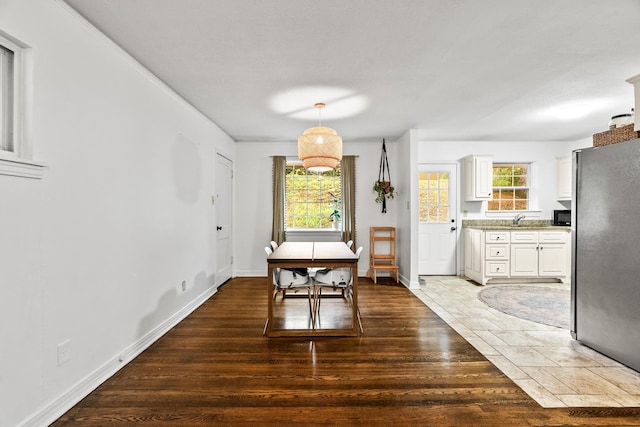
[[298, 103, 343, 172]]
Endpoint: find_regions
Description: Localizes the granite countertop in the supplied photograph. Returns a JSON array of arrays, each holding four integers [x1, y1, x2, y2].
[[461, 219, 571, 230]]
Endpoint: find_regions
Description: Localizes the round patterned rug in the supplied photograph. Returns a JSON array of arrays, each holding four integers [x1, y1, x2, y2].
[[478, 285, 570, 329]]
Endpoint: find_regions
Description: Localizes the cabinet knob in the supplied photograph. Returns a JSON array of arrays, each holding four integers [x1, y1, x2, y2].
[[496, 251, 500, 255]]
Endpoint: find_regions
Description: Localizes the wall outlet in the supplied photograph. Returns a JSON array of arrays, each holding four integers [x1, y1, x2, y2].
[[181, 280, 187, 292], [57, 339, 71, 366]]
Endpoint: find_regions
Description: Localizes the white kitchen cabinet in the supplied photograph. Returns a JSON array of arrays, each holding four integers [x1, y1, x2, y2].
[[464, 227, 483, 280], [464, 227, 569, 285], [463, 154, 493, 201], [538, 231, 569, 277], [556, 155, 572, 201], [484, 231, 509, 278], [465, 228, 511, 285], [510, 230, 568, 279], [510, 244, 540, 276]]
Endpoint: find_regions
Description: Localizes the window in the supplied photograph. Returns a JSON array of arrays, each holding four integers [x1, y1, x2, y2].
[[0, 31, 41, 179], [284, 162, 341, 229], [419, 171, 449, 223], [488, 163, 529, 211], [0, 41, 14, 153]]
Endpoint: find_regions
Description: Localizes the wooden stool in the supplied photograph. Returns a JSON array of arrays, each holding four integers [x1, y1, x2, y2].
[[367, 227, 399, 284]]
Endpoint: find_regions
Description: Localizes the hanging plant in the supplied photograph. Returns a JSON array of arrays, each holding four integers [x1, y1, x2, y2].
[[373, 180, 395, 204], [374, 139, 394, 213]]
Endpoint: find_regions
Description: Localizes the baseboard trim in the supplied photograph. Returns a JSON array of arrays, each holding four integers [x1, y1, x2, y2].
[[22, 285, 218, 427]]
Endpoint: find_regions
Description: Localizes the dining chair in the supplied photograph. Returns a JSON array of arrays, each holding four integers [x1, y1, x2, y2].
[[346, 240, 353, 249], [312, 246, 363, 332], [270, 241, 278, 251], [264, 246, 315, 324]]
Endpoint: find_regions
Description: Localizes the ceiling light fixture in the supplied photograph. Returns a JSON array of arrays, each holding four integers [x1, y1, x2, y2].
[[298, 103, 343, 172]]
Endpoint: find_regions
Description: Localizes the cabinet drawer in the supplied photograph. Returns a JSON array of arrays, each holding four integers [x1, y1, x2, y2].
[[511, 231, 538, 243], [486, 245, 509, 260], [538, 231, 568, 244], [485, 261, 509, 276], [486, 231, 510, 243]]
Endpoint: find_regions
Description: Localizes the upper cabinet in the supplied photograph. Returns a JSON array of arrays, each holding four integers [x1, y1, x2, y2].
[[556, 155, 572, 201], [463, 154, 493, 201]]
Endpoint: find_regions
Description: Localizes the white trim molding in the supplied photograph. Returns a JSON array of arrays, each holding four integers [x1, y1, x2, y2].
[[21, 285, 218, 427], [0, 156, 45, 179]]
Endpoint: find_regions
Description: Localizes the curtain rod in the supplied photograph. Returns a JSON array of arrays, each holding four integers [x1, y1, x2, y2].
[[269, 155, 359, 158]]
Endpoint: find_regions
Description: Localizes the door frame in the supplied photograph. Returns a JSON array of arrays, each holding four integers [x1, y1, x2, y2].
[[417, 162, 459, 276], [215, 153, 233, 287]]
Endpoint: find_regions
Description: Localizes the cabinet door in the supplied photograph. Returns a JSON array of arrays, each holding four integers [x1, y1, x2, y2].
[[463, 155, 493, 201], [464, 228, 483, 282], [464, 228, 473, 271], [538, 244, 567, 276], [474, 156, 493, 200], [556, 156, 572, 201], [471, 229, 482, 276], [510, 244, 538, 276]]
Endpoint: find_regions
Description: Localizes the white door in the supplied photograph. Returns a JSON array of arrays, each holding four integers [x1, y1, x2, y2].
[[418, 164, 458, 275], [215, 154, 233, 286]]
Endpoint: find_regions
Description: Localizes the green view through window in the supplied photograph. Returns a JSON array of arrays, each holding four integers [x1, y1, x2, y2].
[[285, 163, 342, 229]]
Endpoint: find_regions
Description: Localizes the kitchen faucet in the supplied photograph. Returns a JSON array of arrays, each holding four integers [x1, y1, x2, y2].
[[513, 213, 526, 225]]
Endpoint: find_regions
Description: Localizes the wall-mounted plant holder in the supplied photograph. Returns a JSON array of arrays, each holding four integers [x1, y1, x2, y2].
[[374, 139, 395, 213]]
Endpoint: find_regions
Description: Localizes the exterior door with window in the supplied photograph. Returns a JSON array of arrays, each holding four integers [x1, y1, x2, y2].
[[418, 164, 457, 275], [215, 154, 233, 286]]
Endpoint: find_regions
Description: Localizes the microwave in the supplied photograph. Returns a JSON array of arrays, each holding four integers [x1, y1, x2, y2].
[[553, 209, 571, 226]]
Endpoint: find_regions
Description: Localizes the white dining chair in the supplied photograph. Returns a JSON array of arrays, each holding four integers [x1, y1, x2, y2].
[[264, 246, 315, 323], [312, 246, 363, 332]]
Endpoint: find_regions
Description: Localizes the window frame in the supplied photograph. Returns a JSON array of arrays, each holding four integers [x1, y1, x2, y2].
[[0, 30, 43, 179], [0, 41, 15, 153], [419, 170, 451, 223], [284, 160, 342, 231], [488, 162, 531, 212]]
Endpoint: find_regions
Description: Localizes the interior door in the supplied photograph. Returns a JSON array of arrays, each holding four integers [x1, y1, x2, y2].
[[418, 164, 457, 275], [215, 154, 233, 286]]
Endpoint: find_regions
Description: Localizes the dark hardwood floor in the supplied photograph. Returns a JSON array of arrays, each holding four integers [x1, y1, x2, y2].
[[53, 277, 640, 426]]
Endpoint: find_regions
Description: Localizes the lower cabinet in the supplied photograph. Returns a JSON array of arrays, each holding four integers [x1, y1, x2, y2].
[[464, 228, 569, 285]]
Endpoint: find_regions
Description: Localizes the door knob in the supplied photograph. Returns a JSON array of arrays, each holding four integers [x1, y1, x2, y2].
[[450, 226, 457, 231], [217, 226, 222, 230]]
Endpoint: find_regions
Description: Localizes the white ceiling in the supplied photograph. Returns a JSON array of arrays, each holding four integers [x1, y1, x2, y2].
[[62, 0, 640, 143]]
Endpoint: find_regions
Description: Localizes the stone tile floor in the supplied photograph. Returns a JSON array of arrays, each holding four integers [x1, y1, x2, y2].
[[412, 276, 640, 408]]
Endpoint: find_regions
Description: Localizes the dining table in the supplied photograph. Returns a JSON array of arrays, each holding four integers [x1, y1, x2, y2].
[[264, 241, 360, 337]]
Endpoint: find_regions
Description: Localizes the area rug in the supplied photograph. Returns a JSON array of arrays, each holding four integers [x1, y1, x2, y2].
[[478, 285, 570, 329]]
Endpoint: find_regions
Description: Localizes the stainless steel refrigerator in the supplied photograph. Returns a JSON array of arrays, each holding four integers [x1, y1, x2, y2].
[[572, 137, 640, 372]]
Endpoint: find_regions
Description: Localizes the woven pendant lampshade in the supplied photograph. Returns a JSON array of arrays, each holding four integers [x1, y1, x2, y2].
[[298, 103, 343, 172]]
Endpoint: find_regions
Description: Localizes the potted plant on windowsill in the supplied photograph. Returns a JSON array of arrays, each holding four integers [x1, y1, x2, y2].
[[329, 192, 342, 230]]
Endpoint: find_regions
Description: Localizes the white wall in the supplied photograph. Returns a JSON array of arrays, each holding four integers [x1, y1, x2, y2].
[[0, 1, 234, 426], [234, 140, 398, 277], [395, 129, 420, 288]]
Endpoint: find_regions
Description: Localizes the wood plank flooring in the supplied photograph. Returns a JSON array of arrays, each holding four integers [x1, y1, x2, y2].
[[52, 277, 640, 426]]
